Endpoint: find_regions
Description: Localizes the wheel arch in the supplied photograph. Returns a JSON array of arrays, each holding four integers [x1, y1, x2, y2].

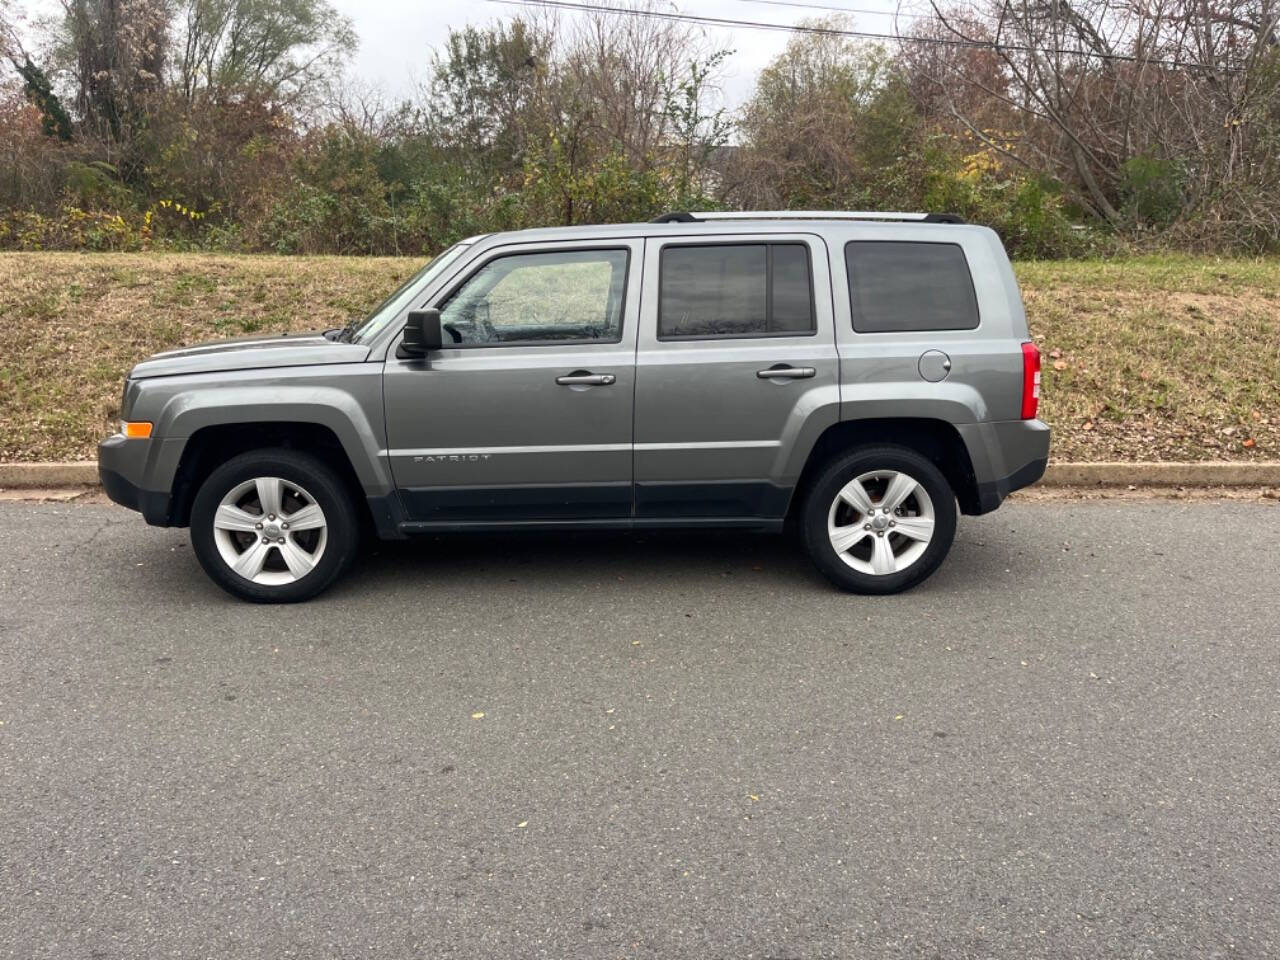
[[168, 422, 372, 530], [786, 417, 982, 520]]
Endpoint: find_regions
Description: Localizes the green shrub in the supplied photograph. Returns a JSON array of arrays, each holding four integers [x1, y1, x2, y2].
[[1121, 154, 1185, 228]]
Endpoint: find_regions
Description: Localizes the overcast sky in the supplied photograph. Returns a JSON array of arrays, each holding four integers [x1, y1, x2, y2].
[[12, 0, 907, 112], [328, 0, 905, 111]]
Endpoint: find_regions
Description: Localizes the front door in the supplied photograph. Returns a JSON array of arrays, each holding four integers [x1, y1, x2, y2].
[[383, 240, 641, 523], [633, 234, 840, 520]]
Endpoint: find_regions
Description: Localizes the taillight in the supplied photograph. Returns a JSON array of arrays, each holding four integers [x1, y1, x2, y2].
[[1020, 341, 1041, 420]]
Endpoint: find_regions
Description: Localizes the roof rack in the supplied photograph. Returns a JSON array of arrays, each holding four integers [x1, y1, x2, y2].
[[649, 210, 965, 224]]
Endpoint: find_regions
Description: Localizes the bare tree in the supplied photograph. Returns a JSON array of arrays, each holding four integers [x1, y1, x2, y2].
[[911, 0, 1280, 236], [59, 0, 169, 153], [730, 19, 909, 209], [173, 0, 356, 108]]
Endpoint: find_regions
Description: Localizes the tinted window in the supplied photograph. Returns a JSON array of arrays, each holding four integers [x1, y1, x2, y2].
[[845, 241, 979, 333], [659, 244, 815, 339], [439, 248, 628, 345], [771, 244, 813, 333]]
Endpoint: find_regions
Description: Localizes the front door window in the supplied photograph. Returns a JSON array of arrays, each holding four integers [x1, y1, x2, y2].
[[439, 248, 629, 346]]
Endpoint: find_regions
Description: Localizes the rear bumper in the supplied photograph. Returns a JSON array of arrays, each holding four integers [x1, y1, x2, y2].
[[957, 419, 1051, 514], [98, 434, 178, 526], [974, 454, 1048, 513]]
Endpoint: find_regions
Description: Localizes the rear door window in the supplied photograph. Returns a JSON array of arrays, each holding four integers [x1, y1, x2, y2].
[[658, 243, 815, 339], [845, 241, 979, 333]]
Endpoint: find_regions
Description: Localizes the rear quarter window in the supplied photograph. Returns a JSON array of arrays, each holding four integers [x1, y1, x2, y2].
[[845, 241, 980, 333]]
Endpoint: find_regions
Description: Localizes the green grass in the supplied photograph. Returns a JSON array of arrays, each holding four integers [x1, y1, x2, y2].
[[0, 251, 1277, 462], [1017, 254, 1280, 461]]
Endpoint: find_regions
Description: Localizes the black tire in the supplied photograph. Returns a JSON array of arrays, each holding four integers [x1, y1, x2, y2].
[[189, 448, 359, 603], [800, 444, 957, 595]]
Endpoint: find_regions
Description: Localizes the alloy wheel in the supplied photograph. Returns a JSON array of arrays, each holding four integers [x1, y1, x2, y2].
[[826, 469, 935, 575], [211, 476, 328, 585]]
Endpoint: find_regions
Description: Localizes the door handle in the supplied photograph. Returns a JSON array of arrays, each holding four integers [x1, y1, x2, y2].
[[756, 366, 816, 380], [555, 372, 616, 386]]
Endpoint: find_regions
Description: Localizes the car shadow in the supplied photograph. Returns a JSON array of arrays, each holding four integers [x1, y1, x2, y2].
[[340, 528, 819, 591], [320, 523, 1025, 601]]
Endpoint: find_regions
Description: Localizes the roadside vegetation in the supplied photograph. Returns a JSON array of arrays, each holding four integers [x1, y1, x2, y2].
[[1, 0, 1278, 259], [1, 252, 1275, 464]]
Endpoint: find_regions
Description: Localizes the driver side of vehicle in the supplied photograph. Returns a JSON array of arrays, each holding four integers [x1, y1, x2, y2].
[[382, 239, 642, 525]]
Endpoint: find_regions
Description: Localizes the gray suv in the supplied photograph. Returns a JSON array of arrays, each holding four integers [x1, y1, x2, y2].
[[99, 211, 1049, 602]]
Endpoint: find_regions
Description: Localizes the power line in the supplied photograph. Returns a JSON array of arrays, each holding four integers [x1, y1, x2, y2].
[[485, 0, 1241, 72], [488, 0, 963, 47], [727, 0, 933, 21]]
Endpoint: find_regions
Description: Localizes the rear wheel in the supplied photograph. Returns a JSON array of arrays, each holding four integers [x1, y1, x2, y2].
[[800, 445, 957, 594], [190, 449, 359, 603]]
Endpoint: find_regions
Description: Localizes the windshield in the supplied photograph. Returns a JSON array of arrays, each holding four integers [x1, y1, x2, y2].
[[349, 242, 470, 344]]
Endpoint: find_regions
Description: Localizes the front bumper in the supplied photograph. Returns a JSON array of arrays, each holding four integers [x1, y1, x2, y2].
[[98, 434, 178, 526]]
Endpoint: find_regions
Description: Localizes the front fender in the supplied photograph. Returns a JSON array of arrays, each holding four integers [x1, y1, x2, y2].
[[156, 385, 392, 495], [117, 359, 391, 499]]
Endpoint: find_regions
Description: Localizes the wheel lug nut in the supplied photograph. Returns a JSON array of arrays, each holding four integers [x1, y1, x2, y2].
[[268, 514, 276, 521], [255, 522, 263, 530], [864, 524, 871, 530], [277, 538, 285, 544], [261, 536, 269, 544], [281, 522, 289, 530], [889, 521, 896, 527], [877, 531, 884, 537]]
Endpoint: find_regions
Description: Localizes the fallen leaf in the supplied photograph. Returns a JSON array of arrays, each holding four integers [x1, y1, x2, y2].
[[1052, 360, 1068, 371], [1048, 348, 1062, 359], [471, 711, 485, 719], [1243, 437, 1256, 448], [517, 821, 528, 828], [894, 714, 904, 720], [1083, 421, 1094, 431]]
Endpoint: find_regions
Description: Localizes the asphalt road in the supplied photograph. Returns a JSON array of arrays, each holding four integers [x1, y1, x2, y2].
[[1, 497, 1278, 959]]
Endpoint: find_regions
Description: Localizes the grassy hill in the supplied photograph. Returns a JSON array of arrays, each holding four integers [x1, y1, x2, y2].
[[1, 252, 1277, 463]]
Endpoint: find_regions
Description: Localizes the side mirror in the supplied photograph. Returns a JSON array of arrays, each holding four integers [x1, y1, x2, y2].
[[401, 308, 442, 357]]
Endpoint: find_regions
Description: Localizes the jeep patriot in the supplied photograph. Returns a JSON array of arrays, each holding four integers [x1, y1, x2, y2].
[[99, 211, 1050, 602]]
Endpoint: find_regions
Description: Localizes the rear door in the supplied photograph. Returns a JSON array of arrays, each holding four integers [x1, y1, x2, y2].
[[383, 239, 641, 523], [633, 234, 840, 521]]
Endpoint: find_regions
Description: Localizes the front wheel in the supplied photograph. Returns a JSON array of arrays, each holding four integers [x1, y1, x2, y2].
[[800, 445, 957, 594], [189, 449, 359, 603]]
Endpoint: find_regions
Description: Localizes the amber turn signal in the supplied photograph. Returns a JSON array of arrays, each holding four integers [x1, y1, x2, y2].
[[120, 421, 153, 439]]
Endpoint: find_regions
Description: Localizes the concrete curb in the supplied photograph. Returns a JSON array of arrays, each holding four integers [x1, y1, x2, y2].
[[2, 460, 1279, 491], [0, 462, 99, 488], [1043, 462, 1280, 487]]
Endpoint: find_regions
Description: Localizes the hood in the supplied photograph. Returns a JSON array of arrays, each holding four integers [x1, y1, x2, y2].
[[129, 332, 370, 379]]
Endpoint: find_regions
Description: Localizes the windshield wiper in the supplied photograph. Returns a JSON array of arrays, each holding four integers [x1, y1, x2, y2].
[[325, 316, 363, 343]]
